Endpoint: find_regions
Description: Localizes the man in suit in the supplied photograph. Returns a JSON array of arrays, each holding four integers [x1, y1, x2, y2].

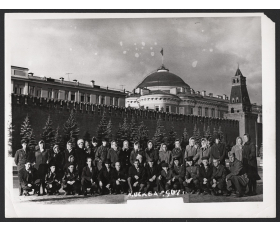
[[14, 139, 33, 196], [145, 158, 159, 193], [170, 139, 184, 166], [18, 160, 41, 196], [209, 135, 227, 165], [107, 140, 120, 168], [157, 162, 175, 192], [128, 159, 146, 194], [171, 157, 185, 191], [98, 159, 114, 195], [211, 158, 227, 196], [75, 139, 88, 178], [81, 157, 99, 196], [119, 140, 131, 174], [199, 157, 213, 195], [62, 163, 81, 195], [183, 157, 200, 194], [111, 162, 127, 194], [45, 162, 61, 195]]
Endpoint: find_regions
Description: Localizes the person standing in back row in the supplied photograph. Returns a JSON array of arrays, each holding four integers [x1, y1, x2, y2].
[[95, 138, 109, 171], [209, 135, 226, 165]]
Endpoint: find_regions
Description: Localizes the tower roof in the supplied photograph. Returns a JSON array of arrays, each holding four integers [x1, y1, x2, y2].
[[235, 67, 243, 77]]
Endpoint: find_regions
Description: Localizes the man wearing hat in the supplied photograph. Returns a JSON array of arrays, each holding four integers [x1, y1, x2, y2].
[[145, 158, 159, 193], [95, 138, 109, 171], [198, 157, 213, 195], [14, 139, 33, 195], [45, 162, 61, 195], [211, 158, 227, 196], [18, 159, 41, 196], [157, 162, 175, 192], [209, 134, 226, 165], [98, 159, 114, 194], [81, 157, 99, 196], [62, 162, 81, 195], [172, 157, 185, 191], [183, 157, 200, 194], [127, 159, 146, 194]]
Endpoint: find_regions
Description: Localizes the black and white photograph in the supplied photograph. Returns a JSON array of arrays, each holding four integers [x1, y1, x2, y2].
[[4, 12, 275, 218]]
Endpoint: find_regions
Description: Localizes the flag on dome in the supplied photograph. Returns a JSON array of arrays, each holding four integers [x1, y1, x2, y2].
[[160, 48, 163, 56]]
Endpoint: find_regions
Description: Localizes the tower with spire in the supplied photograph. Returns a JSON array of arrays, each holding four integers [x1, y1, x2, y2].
[[225, 65, 259, 147]]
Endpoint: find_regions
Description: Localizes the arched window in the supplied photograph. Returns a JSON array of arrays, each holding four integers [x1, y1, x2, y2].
[[236, 97, 239, 103], [205, 107, 208, 117], [233, 79, 235, 84], [198, 107, 202, 116], [236, 78, 239, 83], [232, 98, 235, 103], [231, 108, 234, 113]]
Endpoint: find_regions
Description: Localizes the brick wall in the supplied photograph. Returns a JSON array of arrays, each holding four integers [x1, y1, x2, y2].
[[10, 94, 240, 155]]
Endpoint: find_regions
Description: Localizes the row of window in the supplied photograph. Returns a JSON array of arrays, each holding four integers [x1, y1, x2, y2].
[[232, 97, 239, 103], [14, 85, 119, 105]]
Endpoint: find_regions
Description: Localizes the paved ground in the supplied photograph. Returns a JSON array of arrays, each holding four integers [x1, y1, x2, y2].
[[12, 162, 263, 205]]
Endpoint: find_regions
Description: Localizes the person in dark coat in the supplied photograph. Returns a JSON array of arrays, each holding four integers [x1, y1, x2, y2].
[[14, 139, 33, 195], [158, 143, 172, 167], [63, 154, 78, 172], [211, 158, 227, 195], [63, 140, 76, 166], [107, 140, 120, 168], [199, 157, 213, 195], [170, 139, 184, 166], [48, 144, 64, 178], [183, 157, 200, 194], [136, 153, 146, 168], [75, 139, 88, 177], [209, 135, 227, 165], [129, 141, 144, 166], [144, 158, 159, 193], [45, 162, 61, 195], [90, 137, 99, 164], [98, 159, 114, 195], [81, 157, 99, 196], [226, 152, 248, 197], [62, 163, 81, 195], [171, 157, 185, 191], [242, 133, 260, 196], [19, 160, 41, 196], [157, 162, 175, 192], [111, 161, 127, 194], [95, 138, 109, 171], [144, 140, 159, 164], [128, 159, 146, 194], [34, 140, 50, 195], [119, 140, 131, 174]]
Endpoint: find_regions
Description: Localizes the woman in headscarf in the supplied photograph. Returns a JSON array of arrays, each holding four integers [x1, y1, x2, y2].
[[230, 137, 243, 162], [242, 133, 261, 196]]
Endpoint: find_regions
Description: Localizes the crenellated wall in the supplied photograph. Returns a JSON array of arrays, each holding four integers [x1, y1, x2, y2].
[[10, 94, 240, 154]]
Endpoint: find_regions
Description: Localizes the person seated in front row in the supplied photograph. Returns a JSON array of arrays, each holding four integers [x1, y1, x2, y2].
[[111, 161, 127, 194], [81, 157, 99, 196], [62, 163, 81, 195], [98, 159, 114, 195], [183, 157, 200, 194], [226, 153, 248, 197], [157, 162, 175, 192], [19, 160, 41, 196], [198, 157, 213, 195], [136, 153, 146, 168], [128, 159, 146, 194], [144, 158, 159, 193], [171, 157, 185, 193], [45, 162, 61, 195], [211, 158, 227, 196]]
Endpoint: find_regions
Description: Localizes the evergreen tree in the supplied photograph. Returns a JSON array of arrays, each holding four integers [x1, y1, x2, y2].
[[192, 124, 201, 145], [20, 114, 36, 149], [41, 115, 55, 149], [63, 109, 80, 145], [129, 116, 138, 146], [181, 128, 189, 148], [83, 131, 91, 143], [121, 117, 130, 142], [115, 123, 123, 147], [166, 124, 177, 150], [104, 119, 113, 143], [213, 126, 218, 141], [136, 121, 149, 150], [204, 125, 212, 142], [152, 118, 166, 150], [96, 111, 107, 144], [52, 126, 64, 150]]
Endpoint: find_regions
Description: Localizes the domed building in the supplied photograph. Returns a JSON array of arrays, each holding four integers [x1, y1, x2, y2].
[[126, 64, 230, 118]]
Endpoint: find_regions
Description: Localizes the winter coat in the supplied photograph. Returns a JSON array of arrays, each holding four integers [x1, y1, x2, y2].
[[230, 145, 243, 162]]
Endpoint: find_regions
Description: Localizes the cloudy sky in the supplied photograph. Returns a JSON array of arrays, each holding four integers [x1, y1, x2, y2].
[[7, 16, 262, 104]]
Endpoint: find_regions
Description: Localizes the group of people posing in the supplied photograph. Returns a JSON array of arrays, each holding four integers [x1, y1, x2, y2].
[[14, 133, 260, 198]]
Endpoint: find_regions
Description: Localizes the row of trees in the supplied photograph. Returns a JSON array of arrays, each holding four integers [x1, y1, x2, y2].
[[19, 110, 225, 152]]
